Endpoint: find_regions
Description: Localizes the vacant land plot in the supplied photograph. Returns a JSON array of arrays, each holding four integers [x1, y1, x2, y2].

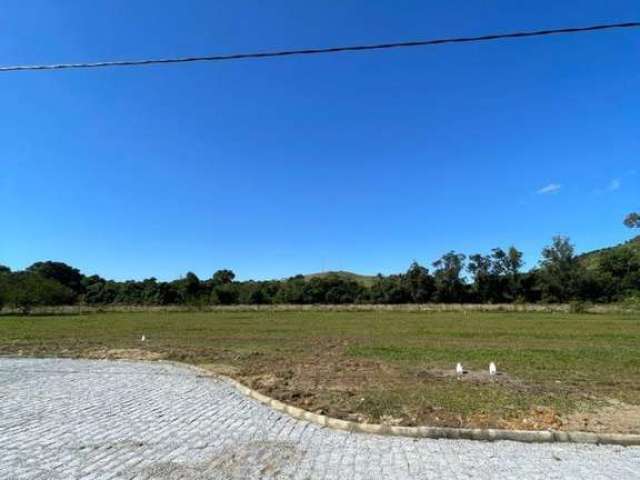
[[1, 310, 639, 433]]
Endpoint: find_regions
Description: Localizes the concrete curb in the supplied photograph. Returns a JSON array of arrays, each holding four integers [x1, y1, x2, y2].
[[164, 361, 640, 447]]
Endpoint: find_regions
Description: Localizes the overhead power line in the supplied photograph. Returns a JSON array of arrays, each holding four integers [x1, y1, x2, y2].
[[1, 21, 638, 73]]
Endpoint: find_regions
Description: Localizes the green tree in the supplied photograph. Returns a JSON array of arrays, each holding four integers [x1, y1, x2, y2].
[[274, 275, 307, 304], [492, 247, 524, 301], [3, 272, 75, 314], [84, 280, 119, 305], [369, 274, 410, 304], [538, 236, 586, 302], [432, 251, 467, 303], [26, 261, 84, 297], [238, 280, 280, 304], [177, 272, 201, 303], [402, 262, 435, 303], [212, 269, 236, 285], [211, 284, 239, 305], [597, 246, 640, 300], [467, 253, 493, 302], [624, 212, 640, 229], [0, 267, 10, 310], [468, 247, 524, 303], [248, 287, 268, 304]]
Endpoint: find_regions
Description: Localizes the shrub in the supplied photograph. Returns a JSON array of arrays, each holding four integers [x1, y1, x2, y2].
[[568, 300, 591, 314]]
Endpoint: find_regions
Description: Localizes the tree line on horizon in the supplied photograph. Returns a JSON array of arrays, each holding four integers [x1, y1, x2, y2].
[[1, 233, 639, 313]]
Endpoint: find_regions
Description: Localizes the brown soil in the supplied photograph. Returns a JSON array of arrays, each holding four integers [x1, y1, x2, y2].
[[494, 406, 564, 431], [416, 367, 514, 383], [562, 400, 640, 434], [198, 363, 241, 377], [198, 341, 407, 422], [83, 348, 165, 361]]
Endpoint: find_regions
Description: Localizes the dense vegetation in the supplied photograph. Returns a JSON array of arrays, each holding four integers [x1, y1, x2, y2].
[[1, 233, 639, 313]]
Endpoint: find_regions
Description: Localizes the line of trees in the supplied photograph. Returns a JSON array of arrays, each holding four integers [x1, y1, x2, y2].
[[1, 234, 639, 313]]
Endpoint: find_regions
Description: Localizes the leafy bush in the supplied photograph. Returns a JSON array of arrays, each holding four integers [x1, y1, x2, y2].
[[622, 295, 640, 311], [4, 272, 75, 314], [568, 300, 591, 314]]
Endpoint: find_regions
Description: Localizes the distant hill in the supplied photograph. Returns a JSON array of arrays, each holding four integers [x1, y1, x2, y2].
[[578, 235, 640, 270], [300, 238, 640, 284], [303, 271, 378, 287]]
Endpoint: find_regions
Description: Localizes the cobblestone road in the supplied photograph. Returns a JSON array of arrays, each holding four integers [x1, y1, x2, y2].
[[1, 358, 638, 479]]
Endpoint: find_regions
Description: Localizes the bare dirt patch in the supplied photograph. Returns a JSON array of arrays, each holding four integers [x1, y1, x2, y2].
[[227, 342, 554, 429], [220, 344, 636, 432], [491, 406, 564, 431], [198, 363, 241, 377], [416, 367, 514, 383], [84, 348, 165, 361], [562, 400, 640, 434], [232, 360, 572, 430], [232, 341, 409, 419]]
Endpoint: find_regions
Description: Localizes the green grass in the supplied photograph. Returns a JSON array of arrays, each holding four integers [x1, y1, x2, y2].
[[1, 310, 639, 429]]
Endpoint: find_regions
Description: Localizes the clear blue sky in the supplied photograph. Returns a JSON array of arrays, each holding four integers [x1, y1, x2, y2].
[[1, 1, 638, 281]]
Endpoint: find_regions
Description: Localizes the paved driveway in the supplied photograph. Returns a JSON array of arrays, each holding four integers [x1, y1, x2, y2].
[[1, 358, 638, 479]]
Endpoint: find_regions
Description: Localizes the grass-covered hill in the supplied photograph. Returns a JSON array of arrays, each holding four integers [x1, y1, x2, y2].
[[578, 235, 640, 270], [303, 270, 377, 287]]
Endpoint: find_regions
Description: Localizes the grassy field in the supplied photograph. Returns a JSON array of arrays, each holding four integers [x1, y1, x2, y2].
[[1, 310, 639, 432]]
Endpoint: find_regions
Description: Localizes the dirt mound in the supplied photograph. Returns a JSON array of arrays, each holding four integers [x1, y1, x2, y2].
[[416, 367, 514, 384]]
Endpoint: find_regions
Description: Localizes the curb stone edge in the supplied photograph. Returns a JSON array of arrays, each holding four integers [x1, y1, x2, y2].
[[162, 360, 640, 447]]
